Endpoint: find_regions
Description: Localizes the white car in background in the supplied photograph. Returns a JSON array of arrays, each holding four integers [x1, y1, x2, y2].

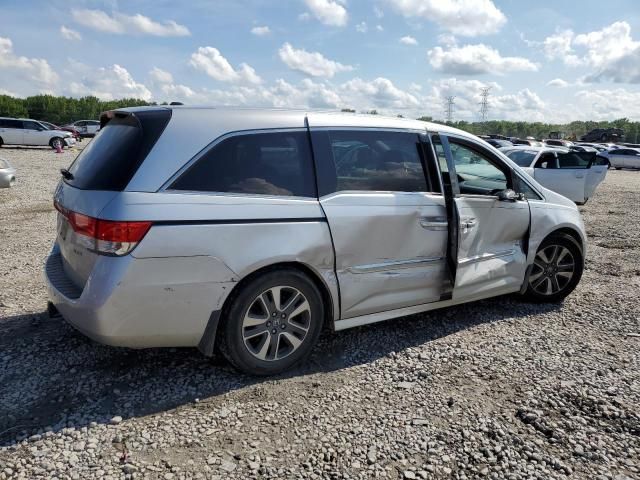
[[65, 120, 101, 137], [499, 146, 607, 204], [0, 118, 76, 149], [598, 147, 640, 170]]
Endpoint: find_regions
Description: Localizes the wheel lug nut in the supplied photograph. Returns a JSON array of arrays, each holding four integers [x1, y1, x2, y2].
[[272, 312, 276, 317], [281, 314, 286, 318], [281, 324, 286, 329], [271, 329, 277, 334], [266, 321, 271, 327]]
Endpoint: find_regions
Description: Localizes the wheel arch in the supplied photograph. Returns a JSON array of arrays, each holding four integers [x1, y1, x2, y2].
[[198, 261, 337, 357], [547, 227, 584, 254]]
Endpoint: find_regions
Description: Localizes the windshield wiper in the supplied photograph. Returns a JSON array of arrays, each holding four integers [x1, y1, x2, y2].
[[60, 168, 74, 180]]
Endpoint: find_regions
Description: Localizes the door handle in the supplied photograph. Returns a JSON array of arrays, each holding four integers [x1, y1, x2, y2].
[[460, 218, 477, 231], [419, 217, 447, 231]]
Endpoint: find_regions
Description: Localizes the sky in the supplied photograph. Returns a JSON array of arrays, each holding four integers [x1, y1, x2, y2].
[[2, 0, 640, 123]]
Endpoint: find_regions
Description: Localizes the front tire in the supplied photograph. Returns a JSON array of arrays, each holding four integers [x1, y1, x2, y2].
[[521, 233, 583, 303], [50, 137, 64, 150], [219, 269, 324, 376]]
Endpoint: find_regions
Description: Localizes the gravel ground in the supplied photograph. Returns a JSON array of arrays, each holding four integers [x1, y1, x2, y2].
[[0, 145, 638, 480]]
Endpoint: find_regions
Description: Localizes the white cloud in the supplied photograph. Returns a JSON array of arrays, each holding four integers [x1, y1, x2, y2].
[[374, 6, 384, 18], [572, 88, 640, 120], [71, 9, 190, 36], [547, 78, 569, 88], [543, 30, 581, 66], [385, 0, 506, 37], [399, 35, 418, 45], [0, 37, 58, 93], [542, 22, 640, 84], [189, 47, 262, 84], [303, 0, 348, 27], [149, 67, 174, 85], [375, 24, 384, 32], [340, 77, 420, 109], [278, 42, 353, 78], [251, 25, 271, 36], [68, 63, 152, 101], [60, 26, 81, 41], [428, 44, 538, 75], [356, 22, 368, 33]]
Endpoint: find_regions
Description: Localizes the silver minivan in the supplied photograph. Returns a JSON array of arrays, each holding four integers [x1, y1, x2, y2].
[[46, 107, 586, 375]]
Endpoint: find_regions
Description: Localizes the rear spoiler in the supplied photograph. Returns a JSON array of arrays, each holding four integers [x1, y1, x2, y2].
[[100, 110, 136, 129]]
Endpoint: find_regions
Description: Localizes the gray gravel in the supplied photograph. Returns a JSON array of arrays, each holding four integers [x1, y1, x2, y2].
[[0, 145, 639, 479]]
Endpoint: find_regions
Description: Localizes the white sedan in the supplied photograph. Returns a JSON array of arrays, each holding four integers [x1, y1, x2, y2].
[[499, 146, 607, 204], [598, 147, 640, 170]]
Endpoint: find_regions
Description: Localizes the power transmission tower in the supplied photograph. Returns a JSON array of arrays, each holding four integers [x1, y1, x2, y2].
[[444, 96, 455, 123], [479, 87, 491, 122]]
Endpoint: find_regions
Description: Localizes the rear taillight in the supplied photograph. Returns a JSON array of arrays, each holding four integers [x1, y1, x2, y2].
[[54, 200, 151, 256]]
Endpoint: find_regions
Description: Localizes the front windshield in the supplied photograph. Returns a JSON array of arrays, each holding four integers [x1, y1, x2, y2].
[[505, 150, 537, 167]]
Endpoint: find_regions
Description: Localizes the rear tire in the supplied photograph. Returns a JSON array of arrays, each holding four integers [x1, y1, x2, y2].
[[218, 269, 324, 376], [0, 137, 3, 147], [520, 233, 583, 303]]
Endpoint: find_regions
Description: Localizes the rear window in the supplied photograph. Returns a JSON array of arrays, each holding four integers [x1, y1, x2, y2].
[[65, 109, 171, 190], [505, 150, 536, 167]]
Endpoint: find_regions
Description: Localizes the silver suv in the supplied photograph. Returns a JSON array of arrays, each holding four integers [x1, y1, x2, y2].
[[46, 107, 586, 375]]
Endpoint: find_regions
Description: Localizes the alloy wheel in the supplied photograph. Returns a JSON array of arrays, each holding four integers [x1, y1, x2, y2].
[[241, 286, 311, 362], [529, 245, 575, 295]]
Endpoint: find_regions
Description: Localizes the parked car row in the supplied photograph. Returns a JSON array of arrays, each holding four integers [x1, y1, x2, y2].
[[0, 117, 101, 150], [0, 118, 76, 149]]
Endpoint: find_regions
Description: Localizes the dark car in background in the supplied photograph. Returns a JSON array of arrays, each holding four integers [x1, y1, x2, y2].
[[39, 121, 81, 141], [580, 128, 624, 143]]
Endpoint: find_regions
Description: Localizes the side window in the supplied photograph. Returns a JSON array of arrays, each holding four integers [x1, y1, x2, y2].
[[23, 121, 41, 130], [326, 130, 429, 193], [170, 131, 316, 197], [557, 152, 591, 169], [449, 141, 508, 195], [4, 119, 23, 129], [513, 175, 542, 200], [535, 153, 557, 169]]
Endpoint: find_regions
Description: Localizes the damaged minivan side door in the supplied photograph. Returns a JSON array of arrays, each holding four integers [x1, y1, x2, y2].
[[429, 132, 531, 301]]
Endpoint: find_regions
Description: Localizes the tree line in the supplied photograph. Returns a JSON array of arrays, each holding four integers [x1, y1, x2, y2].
[[1, 94, 638, 142], [0, 94, 151, 125]]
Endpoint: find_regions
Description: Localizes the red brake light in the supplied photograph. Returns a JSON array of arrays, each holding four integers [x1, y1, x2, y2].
[[54, 199, 152, 255], [96, 220, 152, 243]]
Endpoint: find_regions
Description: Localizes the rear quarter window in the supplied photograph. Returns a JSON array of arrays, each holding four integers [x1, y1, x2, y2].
[[65, 109, 171, 191], [170, 130, 316, 197]]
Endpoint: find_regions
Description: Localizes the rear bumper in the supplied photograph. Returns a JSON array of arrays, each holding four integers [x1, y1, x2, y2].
[[44, 244, 237, 349]]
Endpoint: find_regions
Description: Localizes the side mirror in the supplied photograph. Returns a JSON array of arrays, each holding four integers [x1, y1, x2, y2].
[[497, 189, 519, 202]]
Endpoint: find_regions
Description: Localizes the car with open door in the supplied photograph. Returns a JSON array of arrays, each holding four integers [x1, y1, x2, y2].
[[45, 107, 586, 375], [598, 147, 640, 170], [500, 146, 607, 204]]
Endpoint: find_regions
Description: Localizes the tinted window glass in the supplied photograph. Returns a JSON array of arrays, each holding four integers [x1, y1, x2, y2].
[[325, 130, 428, 192], [450, 142, 507, 195], [171, 131, 316, 197], [0, 119, 23, 129], [23, 121, 41, 130], [557, 152, 592, 169], [66, 109, 171, 190], [505, 150, 536, 167], [535, 153, 558, 169]]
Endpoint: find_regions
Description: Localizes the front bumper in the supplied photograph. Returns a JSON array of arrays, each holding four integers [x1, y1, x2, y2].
[[64, 137, 76, 146], [44, 244, 236, 349]]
